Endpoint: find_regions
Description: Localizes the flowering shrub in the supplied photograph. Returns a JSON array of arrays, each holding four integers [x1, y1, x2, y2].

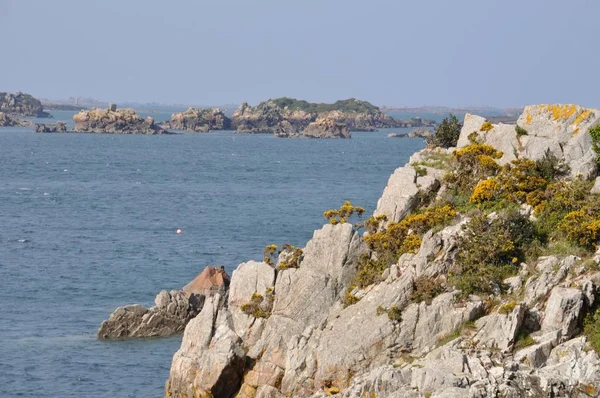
[[323, 200, 365, 224], [445, 144, 503, 191]]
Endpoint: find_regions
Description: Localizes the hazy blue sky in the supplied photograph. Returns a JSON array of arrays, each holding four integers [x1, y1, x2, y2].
[[1, 0, 599, 107]]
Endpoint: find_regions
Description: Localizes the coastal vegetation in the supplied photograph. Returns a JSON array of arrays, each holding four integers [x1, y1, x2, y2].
[[426, 113, 462, 148], [270, 97, 380, 114]]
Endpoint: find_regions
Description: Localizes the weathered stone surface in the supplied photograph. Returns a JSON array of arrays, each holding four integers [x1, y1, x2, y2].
[[523, 256, 575, 306], [458, 116, 520, 166], [302, 117, 350, 139], [73, 106, 171, 134], [458, 105, 600, 178], [228, 261, 275, 339], [373, 166, 421, 225], [0, 91, 49, 117], [513, 330, 560, 368], [166, 294, 246, 398], [35, 122, 67, 133], [0, 112, 31, 127], [163, 107, 230, 132], [473, 304, 525, 351], [540, 287, 584, 340]]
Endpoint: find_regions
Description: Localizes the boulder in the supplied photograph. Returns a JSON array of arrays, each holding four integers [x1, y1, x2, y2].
[[35, 122, 67, 133], [472, 304, 526, 351], [540, 287, 584, 340], [73, 106, 171, 134], [162, 107, 230, 132]]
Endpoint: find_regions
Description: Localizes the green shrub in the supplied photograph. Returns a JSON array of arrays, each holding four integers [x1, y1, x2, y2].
[[445, 144, 503, 191], [514, 331, 536, 349], [411, 276, 445, 304], [241, 292, 270, 318], [376, 305, 402, 322], [263, 244, 278, 266], [515, 125, 528, 136], [480, 121, 493, 132], [450, 209, 536, 296], [589, 124, 600, 166], [498, 301, 518, 315], [426, 114, 462, 149], [534, 149, 570, 182], [277, 244, 303, 270], [584, 307, 600, 354]]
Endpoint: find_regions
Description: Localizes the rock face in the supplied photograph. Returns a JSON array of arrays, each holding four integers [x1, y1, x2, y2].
[[163, 108, 230, 132], [35, 122, 67, 133], [0, 112, 31, 127], [0, 91, 49, 117], [164, 104, 600, 398], [97, 266, 229, 339], [73, 105, 171, 135], [457, 105, 600, 178]]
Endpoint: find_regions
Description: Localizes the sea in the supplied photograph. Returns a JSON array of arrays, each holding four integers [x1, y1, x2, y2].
[[0, 110, 439, 397]]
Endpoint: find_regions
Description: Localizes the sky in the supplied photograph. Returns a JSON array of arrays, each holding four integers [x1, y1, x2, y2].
[[1, 0, 599, 108]]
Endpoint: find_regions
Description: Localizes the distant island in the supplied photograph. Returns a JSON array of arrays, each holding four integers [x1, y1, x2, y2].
[[163, 97, 436, 138], [0, 92, 50, 118]]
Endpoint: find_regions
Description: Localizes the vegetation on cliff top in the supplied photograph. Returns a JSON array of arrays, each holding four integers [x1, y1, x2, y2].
[[426, 114, 462, 148], [269, 97, 381, 114], [340, 141, 599, 307]]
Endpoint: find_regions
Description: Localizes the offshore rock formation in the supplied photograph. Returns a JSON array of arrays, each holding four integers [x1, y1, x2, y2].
[[163, 108, 230, 132], [388, 128, 433, 139], [73, 105, 171, 135], [35, 122, 67, 133], [275, 117, 351, 139], [231, 98, 419, 137], [0, 91, 50, 117], [98, 266, 229, 339], [0, 112, 31, 127], [165, 104, 600, 398]]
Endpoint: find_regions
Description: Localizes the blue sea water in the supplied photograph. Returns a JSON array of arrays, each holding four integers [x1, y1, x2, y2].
[[0, 111, 425, 397]]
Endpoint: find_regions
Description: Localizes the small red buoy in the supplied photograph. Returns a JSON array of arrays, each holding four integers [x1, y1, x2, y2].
[[176, 229, 183, 234]]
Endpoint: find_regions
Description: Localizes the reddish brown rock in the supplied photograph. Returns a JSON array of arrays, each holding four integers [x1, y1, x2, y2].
[[183, 265, 230, 296]]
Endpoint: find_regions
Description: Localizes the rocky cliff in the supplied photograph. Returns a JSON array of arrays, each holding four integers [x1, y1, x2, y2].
[[73, 105, 171, 135], [231, 98, 413, 137], [164, 104, 600, 398], [0, 92, 49, 117], [163, 108, 231, 132]]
